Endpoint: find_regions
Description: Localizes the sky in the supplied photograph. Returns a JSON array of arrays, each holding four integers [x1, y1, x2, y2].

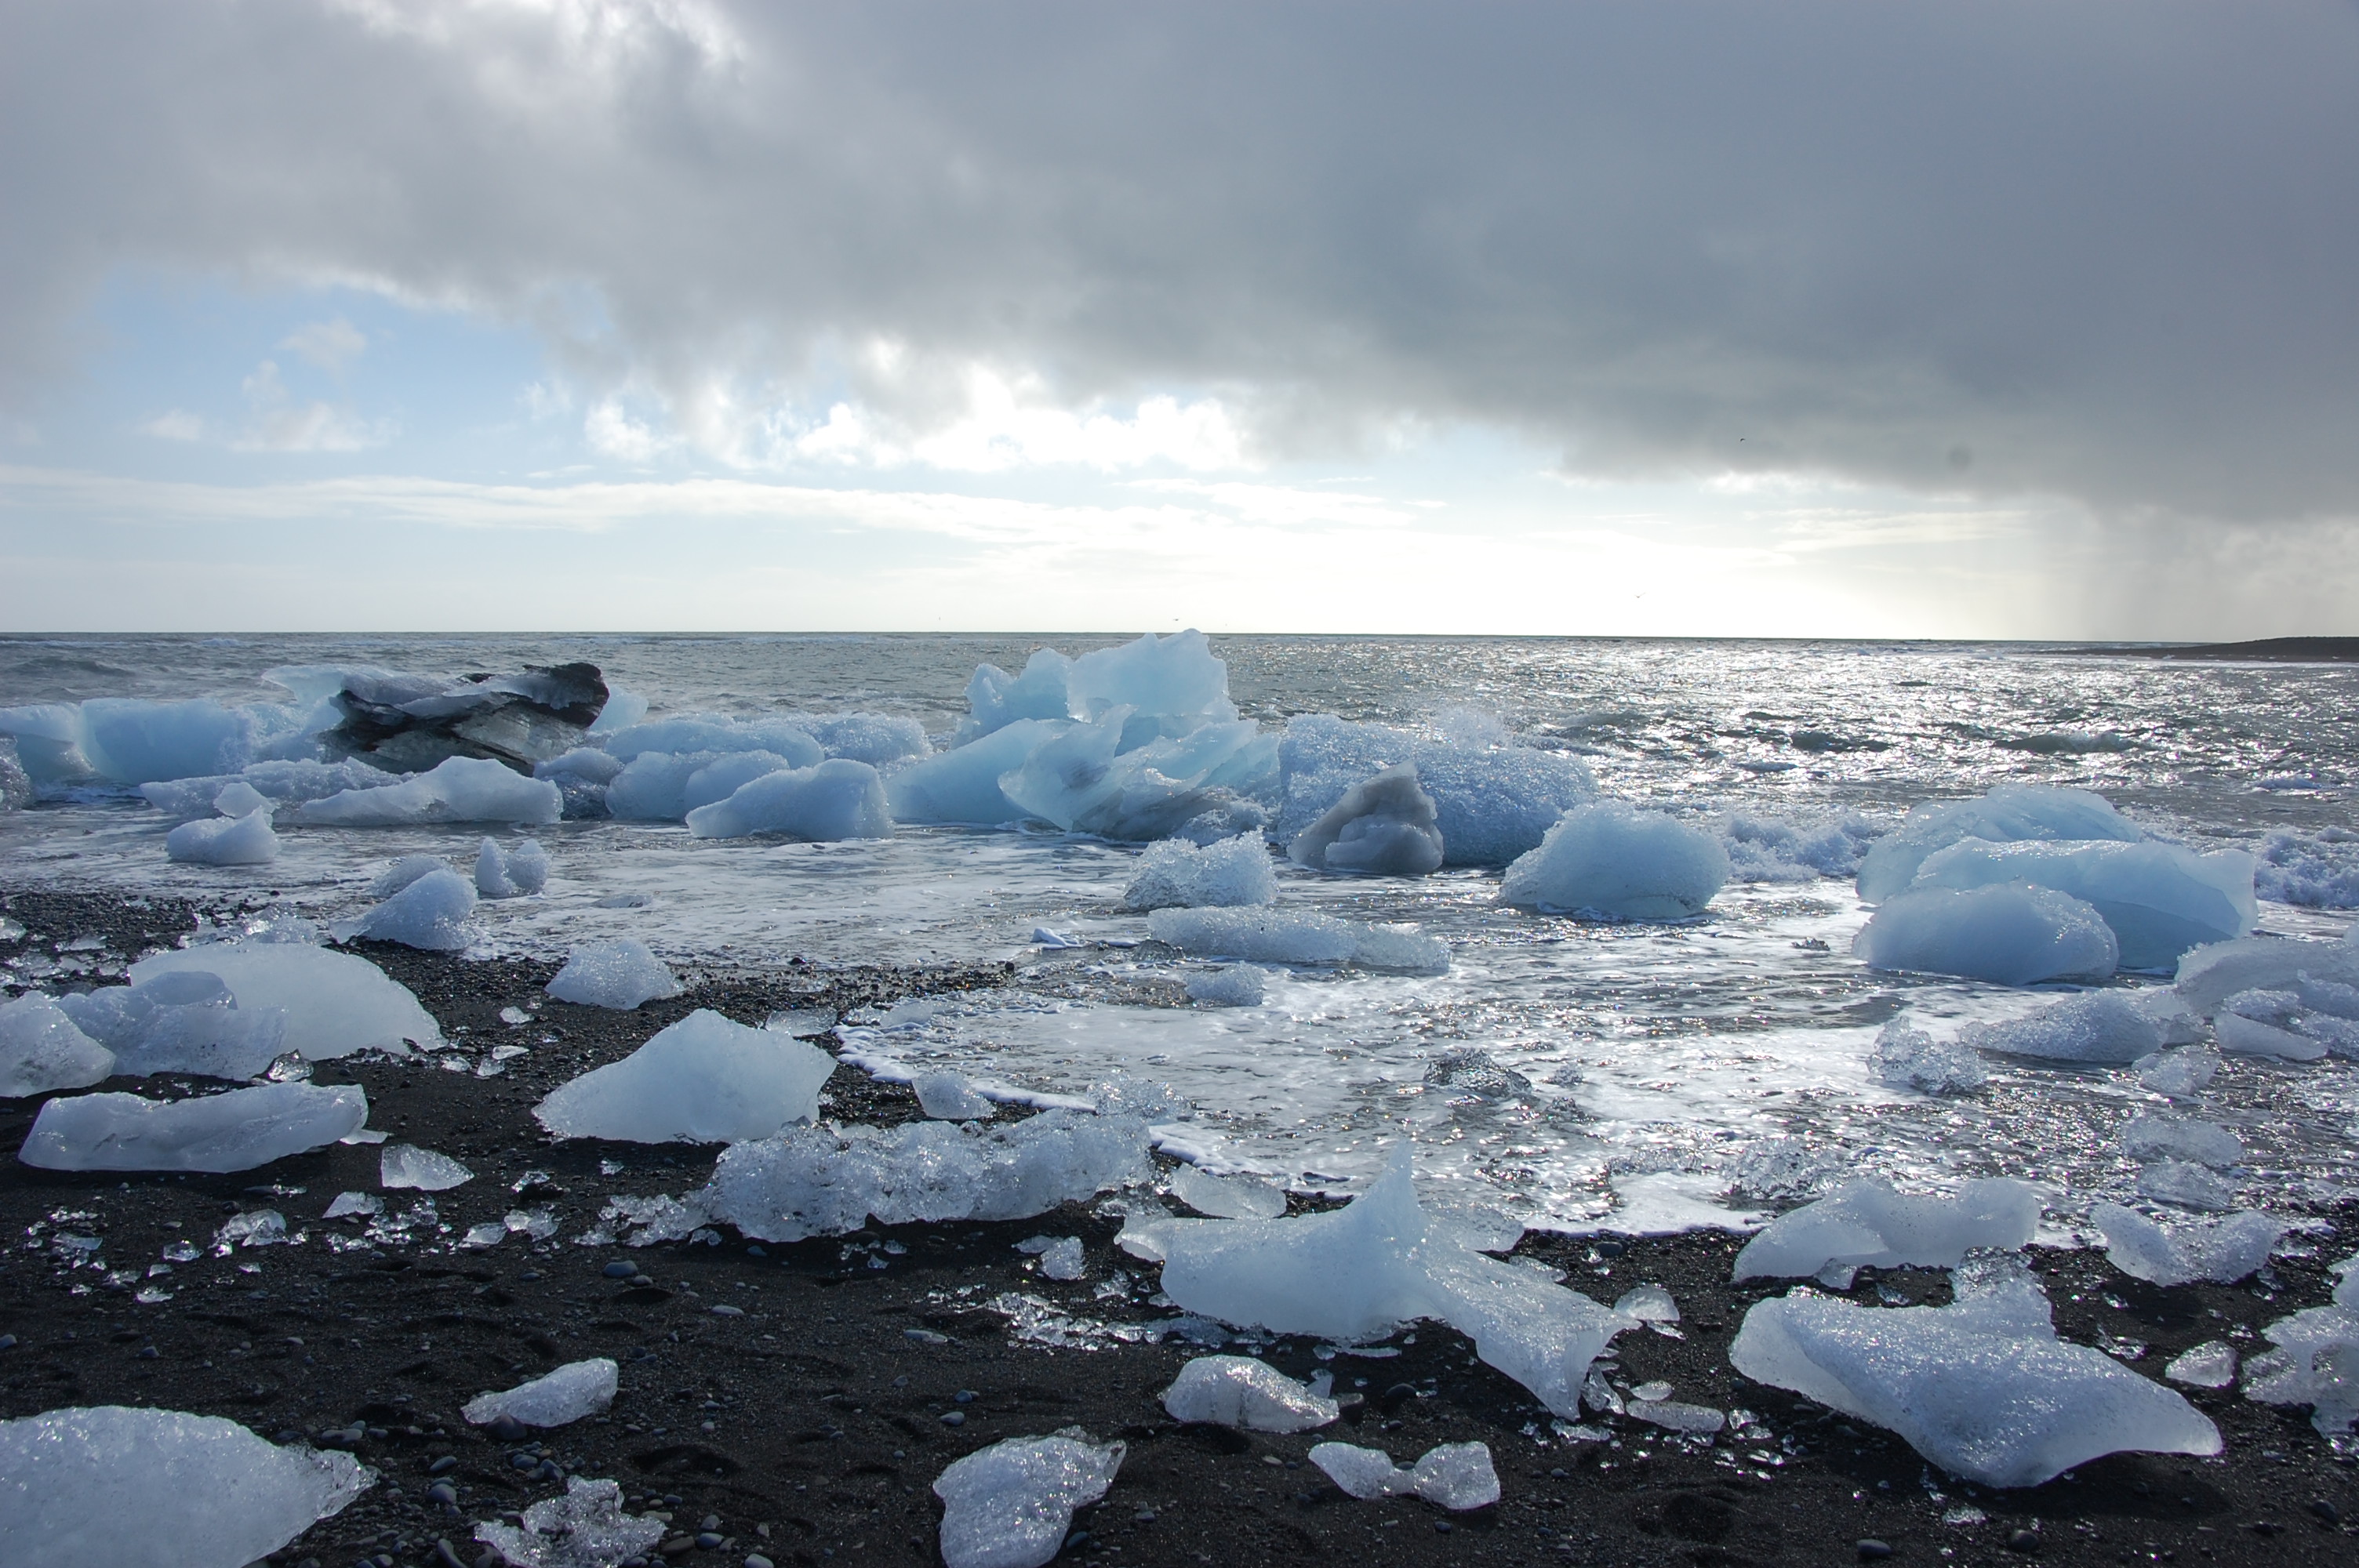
[[2, 1, 2356, 638]]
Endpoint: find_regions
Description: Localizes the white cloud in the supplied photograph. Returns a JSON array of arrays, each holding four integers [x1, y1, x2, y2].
[[278, 317, 369, 373], [583, 396, 672, 461], [143, 410, 205, 441], [228, 360, 393, 452]]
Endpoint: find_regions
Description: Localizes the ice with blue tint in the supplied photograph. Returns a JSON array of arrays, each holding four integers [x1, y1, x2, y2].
[[330, 866, 477, 951], [474, 836, 548, 898], [1121, 835, 1278, 910], [57, 971, 286, 1080], [999, 706, 1275, 841], [140, 758, 396, 819], [296, 756, 561, 826], [1289, 764, 1445, 877], [1854, 884, 2119, 984], [683, 751, 799, 814], [0, 993, 115, 1096], [1908, 838, 2255, 969], [2088, 1203, 2282, 1287], [1957, 991, 2164, 1063], [605, 751, 732, 820], [1147, 906, 1449, 973], [686, 759, 894, 840], [544, 938, 682, 1010], [957, 648, 1077, 743], [1162, 1356, 1339, 1432], [1278, 713, 1595, 867], [1068, 630, 1238, 740], [888, 717, 1072, 824], [165, 805, 280, 866], [588, 684, 650, 732], [21, 1082, 369, 1171], [1855, 785, 2146, 902], [600, 713, 823, 767], [0, 702, 96, 785], [791, 711, 932, 766], [1499, 801, 1728, 919], [535, 1009, 834, 1143], [2174, 931, 2359, 1014], [1732, 1178, 2041, 1286], [0, 697, 262, 785], [130, 942, 439, 1056]]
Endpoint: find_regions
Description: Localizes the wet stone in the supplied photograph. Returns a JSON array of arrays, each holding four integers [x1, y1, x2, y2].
[[1857, 1541, 1894, 1561]]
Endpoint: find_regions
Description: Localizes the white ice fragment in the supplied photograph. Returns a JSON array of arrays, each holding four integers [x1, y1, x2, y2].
[[1169, 1163, 1289, 1220], [463, 1359, 619, 1428], [1853, 884, 2119, 985], [1000, 703, 1277, 841], [2165, 1341, 2238, 1388], [474, 1478, 664, 1568], [933, 1432, 1125, 1568], [1629, 1399, 1727, 1434], [0, 993, 115, 1097], [684, 758, 893, 840], [381, 1143, 473, 1191], [1307, 1440, 1411, 1498], [1307, 1440, 1499, 1509], [2089, 1203, 2282, 1287], [1184, 964, 1267, 1007], [914, 1069, 996, 1120], [1730, 1264, 2219, 1487], [0, 1405, 370, 1566], [2174, 933, 2359, 1017], [1908, 839, 2255, 970], [165, 806, 279, 866], [474, 837, 549, 898], [1121, 834, 1278, 910], [535, 1009, 834, 1143], [1017, 1235, 1086, 1279], [2135, 1160, 2236, 1211], [1868, 1021, 1988, 1094], [1957, 991, 2164, 1064], [322, 1191, 381, 1219], [1732, 1178, 2040, 1284], [1856, 784, 2145, 903], [1613, 1284, 1681, 1323], [20, 1083, 368, 1173], [1289, 763, 1445, 877], [1161, 1356, 1339, 1432], [2214, 999, 2328, 1061], [2120, 1112, 2242, 1168], [2134, 1045, 2220, 1096], [296, 755, 561, 826], [133, 941, 440, 1057], [2245, 1303, 2359, 1434], [545, 938, 683, 1011], [212, 779, 270, 815], [330, 867, 477, 951], [1499, 801, 1728, 919], [1030, 927, 1083, 948], [1147, 906, 1448, 974], [367, 854, 452, 899]]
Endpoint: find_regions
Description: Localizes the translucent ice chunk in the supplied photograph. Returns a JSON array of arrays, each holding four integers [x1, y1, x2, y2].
[[888, 718, 1072, 825], [463, 1359, 619, 1428], [2214, 1006, 2328, 1061], [1852, 884, 2118, 985], [1957, 991, 2164, 1064], [2134, 1044, 2220, 1096], [140, 758, 395, 820], [535, 1009, 834, 1143], [2245, 1304, 2359, 1434], [685, 758, 893, 840], [1307, 1440, 1499, 1508], [913, 1069, 996, 1120], [165, 807, 280, 866], [544, 938, 683, 1011], [1855, 785, 2145, 904], [933, 1432, 1125, 1568], [322, 1191, 381, 1219], [792, 711, 932, 767], [1499, 801, 1728, 920], [367, 854, 452, 899], [296, 756, 562, 826], [2165, 1341, 2237, 1388], [329, 867, 477, 952], [381, 1144, 474, 1191], [1018, 1235, 1086, 1280], [958, 648, 1074, 742], [2174, 933, 2359, 1017], [20, 1083, 369, 1172], [1869, 1021, 1988, 1094], [0, 993, 115, 1097], [1910, 839, 2255, 970], [1000, 706, 1276, 841], [2135, 1160, 2235, 1211], [1732, 1178, 2041, 1285], [0, 1405, 370, 1566], [1147, 906, 1448, 974], [1121, 835, 1278, 910], [2119, 1113, 2242, 1169], [1289, 764, 1445, 877], [1169, 1163, 1289, 1220], [474, 1478, 664, 1568], [1278, 713, 1596, 868], [1613, 1284, 1681, 1323], [684, 750, 799, 814], [2088, 1203, 2282, 1287], [474, 836, 548, 898], [1162, 1356, 1339, 1432], [130, 941, 440, 1058], [1184, 964, 1268, 1007], [1308, 1440, 1412, 1498], [600, 714, 822, 766]]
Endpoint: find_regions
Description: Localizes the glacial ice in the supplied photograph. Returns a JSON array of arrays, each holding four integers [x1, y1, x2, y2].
[[2173, 933, 2359, 1016], [1289, 764, 1445, 877], [0, 993, 115, 1096], [1732, 1178, 2040, 1286], [534, 746, 626, 786], [2120, 1112, 2242, 1168], [933, 1432, 1126, 1568], [131, 941, 441, 1056], [164, 806, 281, 866], [474, 1478, 664, 1568], [1729, 1257, 2219, 1488], [914, 1069, 996, 1119], [589, 684, 649, 732], [1854, 785, 2146, 903], [1307, 1441, 1500, 1510], [2165, 1341, 2238, 1388], [1184, 964, 1267, 1006], [296, 756, 562, 826], [1168, 1163, 1289, 1220], [2137, 1160, 2237, 1210], [80, 698, 264, 784], [1852, 884, 2119, 984], [536, 1009, 834, 1143], [600, 714, 823, 767], [381, 1143, 474, 1191], [1147, 906, 1449, 973], [685, 758, 894, 840], [544, 938, 683, 1011], [330, 866, 477, 951], [139, 758, 394, 819], [1499, 801, 1729, 920], [999, 706, 1277, 841], [683, 750, 798, 813], [2212, 989, 2331, 1060], [791, 710, 932, 767], [1020, 1234, 1086, 1279], [1120, 834, 1278, 910], [1907, 838, 2255, 969], [474, 836, 548, 898], [0, 735, 31, 809], [0, 1405, 371, 1567], [213, 779, 270, 815], [1278, 713, 1595, 867], [367, 854, 450, 899], [1868, 1021, 1988, 1094], [958, 648, 1076, 742], [463, 1359, 619, 1428], [2136, 1044, 2221, 1096], [1956, 991, 2163, 1063], [886, 717, 1071, 824], [20, 1082, 369, 1171], [602, 750, 733, 820], [1162, 1356, 1339, 1431], [2088, 1203, 2281, 1287], [2244, 1300, 2359, 1434], [1070, 630, 1237, 735], [57, 971, 286, 1080]]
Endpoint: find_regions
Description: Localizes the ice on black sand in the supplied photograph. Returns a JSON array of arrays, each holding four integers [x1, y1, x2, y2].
[[474, 1477, 664, 1568], [535, 1009, 833, 1142], [1308, 1439, 1499, 1509], [933, 1431, 1125, 1568], [1732, 1177, 2040, 1289], [0, 993, 116, 1096], [1162, 1355, 1339, 1432], [1016, 1234, 1085, 1279], [21, 1082, 368, 1172], [1166, 1162, 1286, 1220], [330, 866, 478, 951], [56, 970, 288, 1079], [463, 1358, 619, 1428], [2244, 1255, 2359, 1435], [129, 940, 442, 1056], [2089, 1203, 2282, 1287], [382, 1142, 474, 1191], [544, 938, 683, 1010]]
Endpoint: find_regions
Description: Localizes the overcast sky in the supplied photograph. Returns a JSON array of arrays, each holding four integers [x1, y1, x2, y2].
[[2, 0, 2354, 637]]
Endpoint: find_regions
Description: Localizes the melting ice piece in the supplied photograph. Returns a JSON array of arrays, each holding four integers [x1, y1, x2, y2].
[[0, 1405, 370, 1566], [2134, 1045, 2220, 1096], [1277, 712, 1596, 868], [1001, 703, 1278, 842], [2174, 932, 2359, 1017], [535, 1009, 834, 1143], [1957, 991, 2164, 1064], [329, 867, 477, 952], [1169, 1163, 1289, 1220], [2244, 1301, 2359, 1434], [1147, 906, 1448, 974], [130, 942, 441, 1057], [1869, 1021, 1988, 1094], [474, 1478, 664, 1568], [165, 807, 280, 866], [368, 854, 452, 899], [60, 971, 289, 1080], [2135, 1160, 2235, 1211], [914, 1069, 996, 1120], [474, 837, 549, 898], [1017, 1235, 1086, 1279], [0, 993, 115, 1097], [1907, 839, 2255, 970], [463, 1359, 619, 1428], [1121, 834, 1278, 910], [1184, 964, 1267, 1007], [381, 1144, 474, 1191], [958, 648, 1075, 742], [1307, 1440, 1500, 1509], [794, 711, 932, 767], [2165, 1341, 2238, 1388], [933, 1432, 1126, 1568], [1499, 801, 1728, 919], [2088, 1203, 2282, 1287], [544, 938, 683, 1011], [1732, 1178, 2040, 1286], [2119, 1113, 2242, 1169], [1855, 784, 2145, 903], [1289, 764, 1445, 877], [1852, 884, 2119, 985], [602, 713, 821, 766], [139, 758, 398, 821], [296, 756, 562, 826], [1729, 1260, 2220, 1487], [1613, 1284, 1680, 1323], [322, 1191, 382, 1219], [685, 758, 894, 840], [1162, 1355, 1339, 1432], [888, 717, 1072, 825], [2213, 989, 2329, 1060], [20, 1083, 367, 1172], [1629, 1399, 1727, 1434]]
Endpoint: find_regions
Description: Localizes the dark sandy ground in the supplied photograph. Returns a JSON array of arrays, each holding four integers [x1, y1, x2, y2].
[[3, 886, 2357, 1568]]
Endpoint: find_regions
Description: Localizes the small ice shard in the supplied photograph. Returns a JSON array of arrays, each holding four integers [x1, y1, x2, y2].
[[932, 1432, 1125, 1568], [1184, 964, 1267, 1007], [1169, 1163, 1289, 1221], [2135, 1044, 2221, 1096], [1147, 906, 1449, 974], [914, 1069, 996, 1120], [1015, 1234, 1087, 1279], [544, 938, 683, 1011], [2165, 1341, 2238, 1388], [461, 1221, 507, 1247], [1613, 1283, 1680, 1323], [2244, 1301, 2359, 1434], [1161, 1355, 1340, 1432], [216, 1209, 287, 1248], [0, 1405, 371, 1566], [474, 836, 549, 898], [381, 1143, 474, 1192], [1121, 834, 1279, 910], [1289, 764, 1445, 877], [1732, 1178, 2041, 1286], [20, 1083, 368, 1172], [2213, 989, 2329, 1060], [534, 1009, 834, 1143], [1957, 991, 2164, 1064], [330, 867, 477, 952], [1730, 1258, 2220, 1487], [1030, 927, 1084, 948], [127, 945, 435, 1062], [474, 1477, 663, 1568], [1307, 1440, 1499, 1509], [1308, 1440, 1411, 1498], [1869, 1020, 1988, 1094], [368, 854, 451, 899], [1499, 800, 1728, 919], [1854, 883, 2120, 985], [684, 758, 894, 840], [296, 755, 562, 826], [58, 971, 288, 1080], [463, 1359, 619, 1428], [2135, 1160, 2236, 1212], [0, 993, 115, 1097], [165, 806, 279, 866], [1628, 1399, 1726, 1434], [2088, 1203, 2283, 1287], [322, 1191, 381, 1219], [2120, 1112, 2242, 1168]]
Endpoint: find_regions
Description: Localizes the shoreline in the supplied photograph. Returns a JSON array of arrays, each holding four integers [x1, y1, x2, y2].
[[3, 887, 2357, 1567]]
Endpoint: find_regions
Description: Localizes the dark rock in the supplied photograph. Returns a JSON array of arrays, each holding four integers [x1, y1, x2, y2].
[[2312, 1499, 2342, 1526], [1856, 1541, 1893, 1561], [485, 1414, 531, 1443], [1334, 1392, 1366, 1424], [604, 1261, 640, 1278], [2005, 1527, 2040, 1553], [322, 663, 609, 773], [1376, 1382, 1418, 1414]]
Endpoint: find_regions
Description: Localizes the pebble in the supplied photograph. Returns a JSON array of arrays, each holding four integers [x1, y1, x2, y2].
[[696, 1532, 725, 1549], [940, 1410, 966, 1426], [427, 1480, 459, 1504], [2312, 1500, 2342, 1526], [745, 1557, 775, 1568], [2005, 1527, 2040, 1552], [486, 1414, 530, 1443], [953, 1389, 977, 1403], [1856, 1541, 1893, 1562], [603, 1261, 638, 1278], [711, 1304, 745, 1317], [1377, 1382, 1417, 1413], [428, 1454, 459, 1475], [903, 1328, 951, 1345]]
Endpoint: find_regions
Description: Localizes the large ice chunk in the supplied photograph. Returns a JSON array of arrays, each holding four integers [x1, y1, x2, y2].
[[1307, 1440, 1500, 1509], [1852, 884, 2118, 984], [130, 942, 440, 1056], [544, 938, 682, 1010], [2174, 934, 2359, 1016], [0, 993, 115, 1096], [1957, 991, 2163, 1062], [534, 1009, 834, 1143], [958, 648, 1077, 743], [1000, 706, 1277, 841], [604, 750, 722, 820], [791, 711, 932, 767], [56, 971, 286, 1080], [474, 1478, 663, 1568], [1121, 835, 1278, 910], [463, 1359, 619, 1428], [20, 1083, 369, 1171], [600, 714, 823, 766], [2214, 989, 2330, 1060], [888, 718, 1072, 824], [1147, 906, 1449, 973], [933, 1432, 1125, 1568], [1162, 1356, 1339, 1432], [330, 866, 477, 951], [1069, 630, 1237, 736], [140, 758, 394, 819], [0, 1405, 369, 1566], [1279, 713, 1595, 867], [1729, 1259, 2220, 1487], [1909, 839, 2255, 969], [474, 836, 549, 898], [163, 807, 281, 866], [2089, 1203, 2282, 1287], [2245, 1298, 2359, 1434], [1289, 764, 1445, 877], [1856, 785, 2146, 903], [685, 758, 893, 840], [80, 698, 263, 784], [1499, 802, 1728, 919], [296, 756, 561, 826], [1732, 1178, 2041, 1286]]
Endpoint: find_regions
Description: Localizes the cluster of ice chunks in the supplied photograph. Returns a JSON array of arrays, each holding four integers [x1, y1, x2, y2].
[[1731, 1178, 2041, 1289], [0, 695, 302, 787], [1730, 1254, 2220, 1488], [463, 1359, 619, 1428], [140, 757, 394, 818], [2245, 1260, 2359, 1434], [1957, 990, 2168, 1062], [787, 710, 932, 767], [331, 866, 477, 951], [1289, 763, 1445, 877], [1146, 906, 1449, 974], [1909, 839, 2255, 971], [1853, 884, 2120, 985], [1120, 834, 1278, 910], [165, 804, 281, 866], [57, 970, 287, 1079], [2166, 929, 2359, 1065], [1307, 1440, 1500, 1509], [0, 1405, 372, 1566], [1498, 801, 1728, 920], [1184, 964, 1267, 1007], [1854, 785, 2147, 903], [0, 993, 118, 1096], [474, 836, 548, 898], [2088, 1203, 2282, 1287], [1278, 713, 1595, 868], [544, 938, 682, 1011], [1000, 704, 1277, 841], [1162, 1356, 1339, 1431], [20, 1082, 369, 1172], [685, 757, 894, 840], [1867, 1020, 1988, 1094], [932, 1432, 1126, 1568], [133, 942, 439, 1055], [536, 1010, 834, 1143], [295, 755, 562, 826], [956, 648, 1078, 743], [475, 1478, 665, 1568]]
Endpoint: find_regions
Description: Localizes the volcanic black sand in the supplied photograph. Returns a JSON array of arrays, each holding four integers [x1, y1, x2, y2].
[[2, 886, 2356, 1568]]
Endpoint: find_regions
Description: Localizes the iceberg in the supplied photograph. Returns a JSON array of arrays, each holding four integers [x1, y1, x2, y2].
[[1855, 785, 2145, 903], [474, 836, 548, 898], [463, 1359, 619, 1428], [1852, 884, 2118, 984], [1069, 630, 1237, 737], [20, 1082, 369, 1171], [474, 1479, 663, 1568], [295, 756, 561, 826], [1289, 763, 1445, 876], [933, 1432, 1125, 1568], [535, 1008, 835, 1142], [0, 993, 115, 1096], [1278, 713, 1595, 867], [1499, 801, 1728, 919], [1307, 1441, 1499, 1509], [330, 866, 477, 951], [1184, 964, 1267, 1006], [544, 938, 683, 1010], [685, 758, 893, 840], [957, 648, 1077, 743], [1147, 906, 1449, 973], [2088, 1203, 2281, 1287], [164, 806, 280, 866], [140, 758, 395, 819], [1120, 834, 1278, 910], [887, 718, 1071, 825], [1162, 1356, 1338, 1431], [1908, 839, 2255, 969], [129, 942, 440, 1056], [599, 714, 822, 766], [57, 971, 286, 1080], [1956, 990, 2163, 1063], [0, 1406, 370, 1567], [1732, 1178, 2041, 1287]]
